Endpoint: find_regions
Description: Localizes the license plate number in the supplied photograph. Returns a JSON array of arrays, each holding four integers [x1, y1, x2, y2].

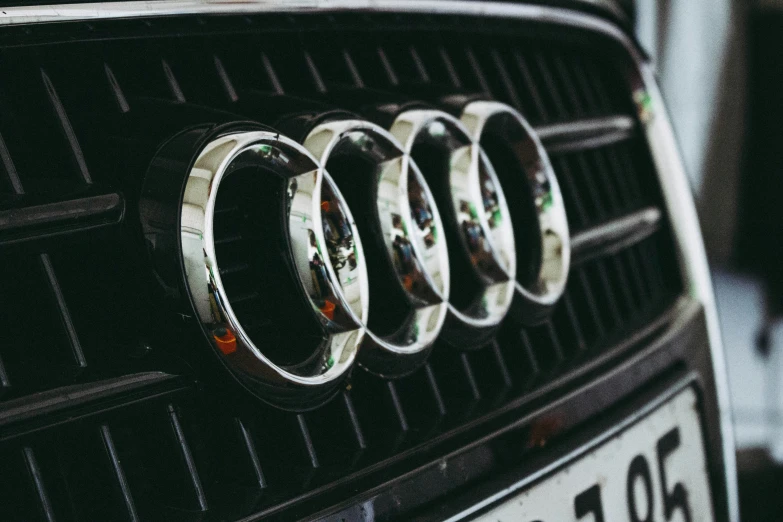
[[472, 388, 714, 522]]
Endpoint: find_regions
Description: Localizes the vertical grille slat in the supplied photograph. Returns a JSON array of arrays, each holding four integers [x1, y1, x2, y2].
[[409, 45, 430, 83], [511, 48, 549, 122], [213, 55, 239, 102], [586, 149, 623, 214], [296, 414, 320, 470], [40, 69, 93, 186], [103, 63, 130, 113], [574, 151, 609, 221], [0, 355, 10, 395], [569, 57, 602, 115], [595, 146, 634, 212], [491, 340, 514, 390], [303, 50, 328, 93], [160, 59, 186, 103], [438, 45, 462, 88], [342, 49, 365, 88], [235, 418, 268, 490], [593, 261, 623, 331], [464, 45, 492, 97], [422, 362, 448, 416], [23, 447, 56, 522], [386, 381, 410, 432], [611, 255, 639, 313], [376, 46, 400, 86], [575, 268, 607, 341], [562, 292, 588, 353], [260, 52, 285, 95], [627, 246, 653, 304], [582, 60, 613, 113], [341, 392, 368, 450], [613, 143, 646, 203], [0, 132, 23, 195], [167, 404, 209, 512], [532, 52, 569, 121], [485, 47, 523, 110], [40, 253, 87, 371], [552, 155, 589, 229], [519, 329, 541, 377], [100, 424, 141, 522], [550, 53, 585, 118], [459, 352, 482, 402]]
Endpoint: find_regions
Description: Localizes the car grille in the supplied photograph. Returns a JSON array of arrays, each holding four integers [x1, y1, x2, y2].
[[0, 10, 681, 521]]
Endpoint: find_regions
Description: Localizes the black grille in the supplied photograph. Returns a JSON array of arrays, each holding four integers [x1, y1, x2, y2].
[[0, 11, 681, 521]]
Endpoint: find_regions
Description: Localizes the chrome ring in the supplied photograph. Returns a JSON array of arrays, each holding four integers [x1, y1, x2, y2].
[[390, 109, 517, 348], [459, 101, 570, 320], [302, 119, 450, 377], [180, 130, 368, 408]]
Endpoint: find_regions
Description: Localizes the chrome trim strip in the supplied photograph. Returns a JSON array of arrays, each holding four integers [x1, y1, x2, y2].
[[639, 69, 739, 522], [536, 114, 636, 153], [571, 206, 661, 264], [0, 1, 737, 520], [535, 115, 635, 141], [0, 1, 623, 26]]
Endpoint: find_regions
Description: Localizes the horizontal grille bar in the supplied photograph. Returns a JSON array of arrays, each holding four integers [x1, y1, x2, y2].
[[0, 372, 182, 438], [536, 114, 636, 153], [0, 191, 123, 247], [571, 206, 662, 264]]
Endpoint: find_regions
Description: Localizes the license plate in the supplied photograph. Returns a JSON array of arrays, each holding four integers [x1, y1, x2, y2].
[[472, 388, 714, 522]]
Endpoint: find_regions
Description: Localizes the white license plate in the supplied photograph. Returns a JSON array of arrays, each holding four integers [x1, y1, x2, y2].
[[472, 388, 714, 522]]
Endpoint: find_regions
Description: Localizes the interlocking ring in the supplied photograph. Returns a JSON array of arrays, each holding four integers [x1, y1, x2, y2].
[[459, 101, 570, 324], [145, 125, 369, 409], [299, 118, 451, 377], [389, 109, 517, 348]]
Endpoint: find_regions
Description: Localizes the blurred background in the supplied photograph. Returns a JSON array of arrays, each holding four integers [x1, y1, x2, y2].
[[633, 0, 783, 518]]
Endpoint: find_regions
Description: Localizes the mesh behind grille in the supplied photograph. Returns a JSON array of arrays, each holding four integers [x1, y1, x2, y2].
[[0, 12, 682, 521]]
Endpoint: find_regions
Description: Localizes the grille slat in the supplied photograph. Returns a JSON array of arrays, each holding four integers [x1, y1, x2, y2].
[[22, 446, 56, 522], [562, 293, 588, 353], [167, 404, 209, 511], [512, 48, 549, 122], [571, 207, 662, 264], [100, 424, 141, 522], [575, 269, 607, 339], [0, 132, 23, 195], [0, 356, 9, 396], [535, 114, 636, 153], [550, 53, 585, 118], [40, 253, 88, 370], [438, 45, 462, 88], [612, 141, 645, 201], [0, 191, 123, 247], [489, 47, 524, 110], [41, 69, 93, 186], [491, 340, 514, 390], [533, 52, 569, 121], [464, 45, 492, 97]]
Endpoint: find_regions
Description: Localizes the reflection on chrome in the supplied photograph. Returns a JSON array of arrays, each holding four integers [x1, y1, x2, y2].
[[179, 130, 367, 408], [390, 109, 517, 347], [459, 100, 571, 309], [303, 119, 450, 377]]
